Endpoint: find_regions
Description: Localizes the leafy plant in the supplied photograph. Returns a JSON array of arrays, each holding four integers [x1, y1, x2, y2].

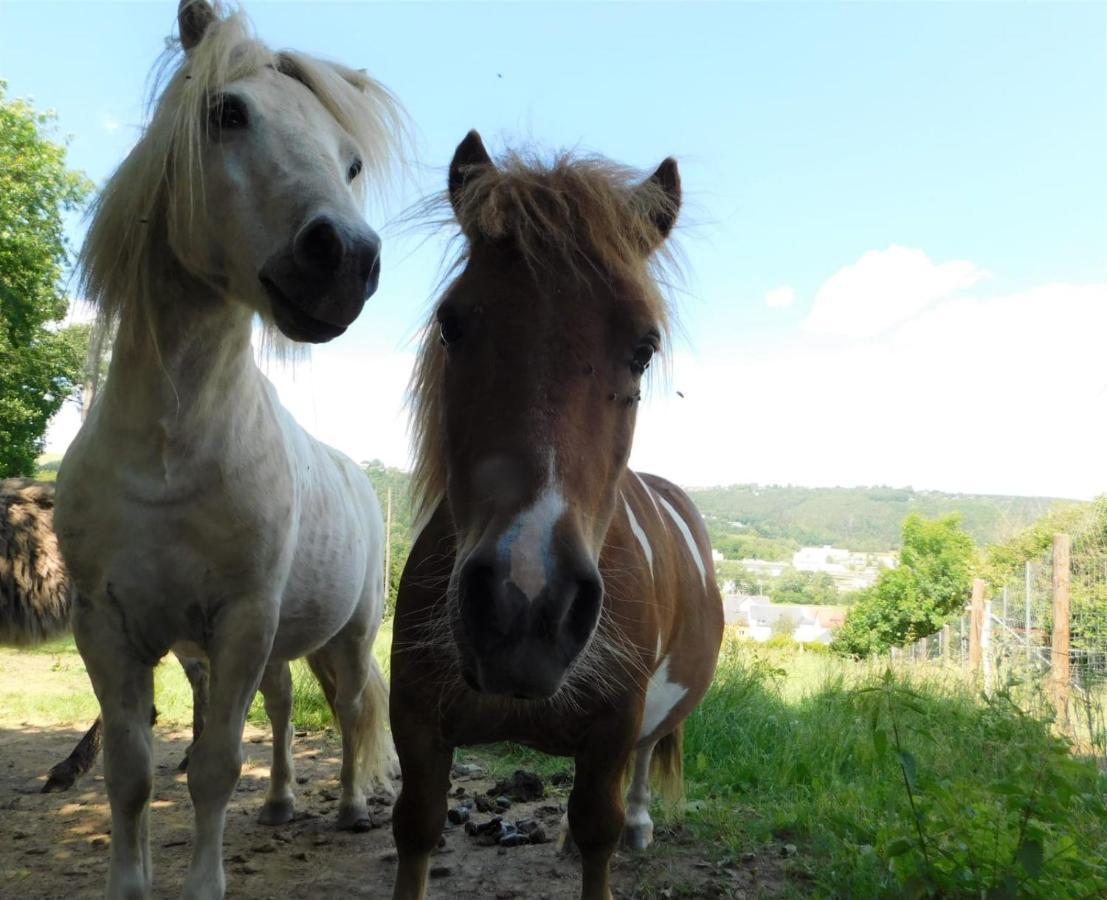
[[858, 669, 1107, 898]]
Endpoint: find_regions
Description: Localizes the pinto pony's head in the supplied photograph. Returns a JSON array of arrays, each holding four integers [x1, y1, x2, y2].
[[411, 131, 681, 699], [81, 0, 405, 355]]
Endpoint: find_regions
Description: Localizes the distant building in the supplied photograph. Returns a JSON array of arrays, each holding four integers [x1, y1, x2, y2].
[[793, 546, 851, 572], [739, 559, 789, 579], [728, 597, 849, 645]]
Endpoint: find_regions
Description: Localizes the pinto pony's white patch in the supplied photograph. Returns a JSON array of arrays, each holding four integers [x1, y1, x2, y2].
[[496, 479, 566, 602], [657, 494, 706, 587], [639, 656, 689, 740], [633, 471, 662, 519], [624, 498, 654, 578]]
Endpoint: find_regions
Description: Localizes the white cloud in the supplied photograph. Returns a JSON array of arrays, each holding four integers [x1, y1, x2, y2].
[[804, 245, 989, 338], [632, 280, 1107, 500], [99, 114, 122, 134], [764, 285, 796, 308]]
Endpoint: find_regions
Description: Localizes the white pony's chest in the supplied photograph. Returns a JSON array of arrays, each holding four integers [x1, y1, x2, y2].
[[58, 403, 295, 609]]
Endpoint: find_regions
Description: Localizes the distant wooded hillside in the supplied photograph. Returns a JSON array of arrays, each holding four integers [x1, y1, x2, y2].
[[687, 484, 1082, 555], [348, 464, 1078, 559]]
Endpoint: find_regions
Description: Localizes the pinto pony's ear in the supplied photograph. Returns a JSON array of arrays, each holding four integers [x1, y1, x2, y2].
[[448, 130, 494, 216], [178, 0, 217, 52], [637, 157, 681, 250]]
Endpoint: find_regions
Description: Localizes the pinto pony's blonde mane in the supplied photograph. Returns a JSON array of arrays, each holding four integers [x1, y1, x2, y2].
[[79, 3, 404, 368], [409, 150, 680, 528]]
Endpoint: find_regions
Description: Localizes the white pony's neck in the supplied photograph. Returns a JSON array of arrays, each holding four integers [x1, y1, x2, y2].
[[97, 250, 262, 469]]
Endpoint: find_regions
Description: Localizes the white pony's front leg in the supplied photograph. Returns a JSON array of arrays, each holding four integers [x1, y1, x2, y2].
[[73, 603, 156, 899], [184, 604, 277, 900], [257, 660, 296, 825]]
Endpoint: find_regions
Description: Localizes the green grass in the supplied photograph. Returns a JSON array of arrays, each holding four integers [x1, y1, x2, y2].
[[0, 618, 394, 734], [677, 641, 1107, 897], [482, 640, 1107, 897]]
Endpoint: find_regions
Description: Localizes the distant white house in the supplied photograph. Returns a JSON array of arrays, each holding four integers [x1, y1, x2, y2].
[[790, 545, 898, 593], [746, 602, 847, 644], [740, 558, 789, 579], [793, 545, 851, 572], [722, 594, 847, 644]]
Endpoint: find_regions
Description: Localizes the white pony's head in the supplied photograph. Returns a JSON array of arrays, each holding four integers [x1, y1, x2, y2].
[[82, 0, 404, 351]]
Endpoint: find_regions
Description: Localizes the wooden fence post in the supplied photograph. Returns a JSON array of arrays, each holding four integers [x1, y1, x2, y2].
[[1052, 533, 1071, 723], [941, 624, 951, 664], [968, 578, 986, 673]]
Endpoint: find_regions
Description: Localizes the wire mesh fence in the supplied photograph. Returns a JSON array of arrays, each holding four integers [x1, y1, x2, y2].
[[892, 533, 1106, 760]]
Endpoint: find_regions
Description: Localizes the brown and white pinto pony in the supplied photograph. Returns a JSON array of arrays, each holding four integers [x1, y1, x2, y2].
[[390, 131, 724, 900]]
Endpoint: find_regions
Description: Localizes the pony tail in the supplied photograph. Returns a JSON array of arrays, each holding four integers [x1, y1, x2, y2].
[[352, 655, 396, 796], [649, 725, 685, 807]]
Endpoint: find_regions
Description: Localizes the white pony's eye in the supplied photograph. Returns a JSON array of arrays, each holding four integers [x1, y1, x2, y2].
[[209, 94, 249, 133], [347, 158, 363, 182]]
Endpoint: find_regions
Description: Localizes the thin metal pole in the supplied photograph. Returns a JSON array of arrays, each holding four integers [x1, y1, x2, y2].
[[1025, 561, 1033, 662]]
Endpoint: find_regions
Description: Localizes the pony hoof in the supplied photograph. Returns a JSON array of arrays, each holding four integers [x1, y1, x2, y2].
[[622, 823, 654, 851], [258, 797, 296, 826], [41, 771, 76, 793], [336, 805, 373, 832]]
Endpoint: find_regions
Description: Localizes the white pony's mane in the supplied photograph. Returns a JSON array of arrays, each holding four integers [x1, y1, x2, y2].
[[80, 4, 404, 368]]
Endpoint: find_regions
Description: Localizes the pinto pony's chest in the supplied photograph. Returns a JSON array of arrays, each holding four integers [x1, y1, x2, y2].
[[392, 472, 724, 756]]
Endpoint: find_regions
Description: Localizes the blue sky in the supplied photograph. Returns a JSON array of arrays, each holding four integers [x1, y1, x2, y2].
[[3, 1, 1106, 498]]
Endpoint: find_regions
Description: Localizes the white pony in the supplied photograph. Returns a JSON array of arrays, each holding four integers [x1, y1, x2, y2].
[[54, 2, 403, 897]]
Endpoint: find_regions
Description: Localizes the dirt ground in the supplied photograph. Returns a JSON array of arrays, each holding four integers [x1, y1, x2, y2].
[[0, 722, 799, 899]]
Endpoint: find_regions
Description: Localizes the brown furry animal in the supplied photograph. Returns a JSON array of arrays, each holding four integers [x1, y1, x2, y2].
[[0, 478, 72, 646]]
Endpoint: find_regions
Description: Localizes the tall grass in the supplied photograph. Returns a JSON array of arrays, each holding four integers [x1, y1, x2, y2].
[[680, 639, 1107, 897]]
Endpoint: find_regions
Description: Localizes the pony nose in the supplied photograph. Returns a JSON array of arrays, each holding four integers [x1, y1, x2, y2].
[[456, 551, 604, 699], [294, 215, 345, 275], [356, 231, 382, 296]]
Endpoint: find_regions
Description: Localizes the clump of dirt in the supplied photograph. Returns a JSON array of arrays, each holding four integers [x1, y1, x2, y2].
[[486, 769, 546, 802]]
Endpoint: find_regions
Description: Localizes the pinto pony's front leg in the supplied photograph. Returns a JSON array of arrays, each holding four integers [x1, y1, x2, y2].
[[183, 605, 276, 900], [570, 729, 638, 900], [390, 714, 452, 900], [72, 604, 156, 899]]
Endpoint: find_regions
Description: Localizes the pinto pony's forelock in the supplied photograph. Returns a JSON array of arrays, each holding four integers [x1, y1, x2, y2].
[[79, 2, 404, 373], [409, 150, 681, 530]]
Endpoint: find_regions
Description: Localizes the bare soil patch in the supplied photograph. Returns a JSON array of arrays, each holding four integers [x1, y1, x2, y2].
[[0, 724, 798, 899]]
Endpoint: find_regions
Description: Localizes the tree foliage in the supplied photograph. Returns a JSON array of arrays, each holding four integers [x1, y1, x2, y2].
[[770, 567, 841, 605], [833, 514, 974, 657], [0, 81, 92, 476]]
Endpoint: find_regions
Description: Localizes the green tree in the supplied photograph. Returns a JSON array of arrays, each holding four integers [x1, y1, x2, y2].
[[833, 514, 974, 657], [770, 567, 840, 605], [0, 81, 92, 476]]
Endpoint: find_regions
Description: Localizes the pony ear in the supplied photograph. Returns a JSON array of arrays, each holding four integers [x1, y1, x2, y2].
[[639, 157, 681, 246], [178, 0, 217, 52], [448, 130, 494, 215]]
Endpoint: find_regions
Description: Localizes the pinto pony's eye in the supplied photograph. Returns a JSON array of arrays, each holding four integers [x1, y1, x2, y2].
[[348, 158, 363, 182], [437, 307, 463, 347], [630, 331, 660, 375], [209, 94, 249, 133]]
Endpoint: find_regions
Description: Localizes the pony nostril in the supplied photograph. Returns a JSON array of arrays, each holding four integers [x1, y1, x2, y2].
[[357, 236, 381, 285], [295, 217, 344, 275], [459, 559, 500, 637], [565, 573, 603, 647]]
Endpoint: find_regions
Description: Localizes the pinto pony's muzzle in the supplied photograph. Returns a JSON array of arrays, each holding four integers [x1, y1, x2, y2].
[[454, 545, 603, 700], [260, 214, 382, 343]]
